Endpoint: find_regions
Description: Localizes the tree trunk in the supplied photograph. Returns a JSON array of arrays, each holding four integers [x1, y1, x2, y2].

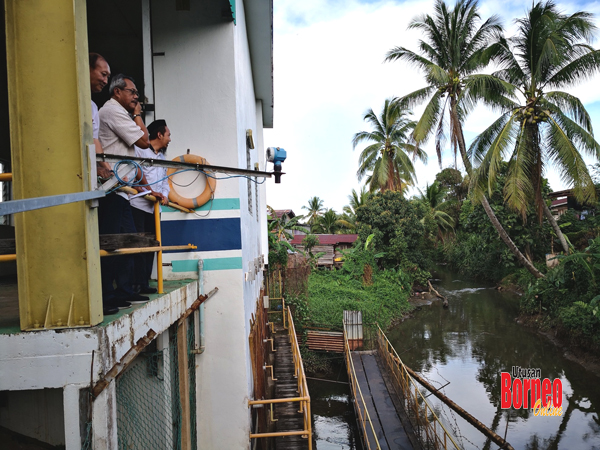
[[452, 103, 545, 279], [480, 196, 544, 278], [543, 202, 570, 254]]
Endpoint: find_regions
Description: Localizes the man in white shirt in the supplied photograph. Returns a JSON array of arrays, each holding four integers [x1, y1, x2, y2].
[[98, 74, 156, 309], [89, 53, 112, 182], [131, 120, 171, 294]]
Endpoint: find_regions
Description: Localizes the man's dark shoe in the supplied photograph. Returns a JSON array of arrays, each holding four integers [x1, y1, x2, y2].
[[108, 299, 132, 310], [128, 294, 150, 304], [103, 305, 119, 315], [140, 287, 157, 294]]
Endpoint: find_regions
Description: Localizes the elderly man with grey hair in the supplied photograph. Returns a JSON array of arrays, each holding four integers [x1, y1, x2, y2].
[[97, 74, 160, 312]]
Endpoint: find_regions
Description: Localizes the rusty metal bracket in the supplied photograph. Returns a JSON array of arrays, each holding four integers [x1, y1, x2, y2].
[[264, 365, 277, 381], [91, 329, 157, 399], [179, 287, 218, 326], [263, 338, 276, 352]]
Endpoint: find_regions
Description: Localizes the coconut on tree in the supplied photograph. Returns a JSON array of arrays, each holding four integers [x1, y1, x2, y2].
[[386, 0, 546, 278], [470, 1, 600, 255], [352, 99, 426, 194]]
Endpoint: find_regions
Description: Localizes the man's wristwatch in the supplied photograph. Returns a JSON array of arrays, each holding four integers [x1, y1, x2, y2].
[[132, 114, 141, 119]]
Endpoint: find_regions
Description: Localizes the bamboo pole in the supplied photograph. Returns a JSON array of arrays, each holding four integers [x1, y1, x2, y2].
[[403, 364, 515, 450], [177, 319, 192, 450], [1, 245, 196, 262], [154, 201, 163, 294], [118, 186, 193, 213], [99, 244, 196, 256]]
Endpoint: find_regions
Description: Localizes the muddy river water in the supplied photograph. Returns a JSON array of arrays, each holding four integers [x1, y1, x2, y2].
[[310, 267, 600, 449]]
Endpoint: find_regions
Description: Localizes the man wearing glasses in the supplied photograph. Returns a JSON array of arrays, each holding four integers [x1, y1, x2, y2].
[[97, 74, 153, 312]]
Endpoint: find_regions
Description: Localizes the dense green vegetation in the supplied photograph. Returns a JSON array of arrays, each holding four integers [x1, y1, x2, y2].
[[269, 0, 600, 355], [307, 252, 413, 329]]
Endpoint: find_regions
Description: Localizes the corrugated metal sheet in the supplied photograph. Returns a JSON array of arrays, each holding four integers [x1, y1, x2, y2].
[[343, 311, 363, 351], [289, 234, 358, 246], [301, 330, 344, 353]]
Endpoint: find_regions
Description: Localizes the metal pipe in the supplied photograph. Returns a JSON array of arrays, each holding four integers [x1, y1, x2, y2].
[[248, 396, 309, 405], [100, 244, 196, 256], [249, 430, 308, 439], [154, 201, 164, 294], [1, 245, 196, 263], [197, 259, 205, 354], [99, 153, 274, 179], [0, 173, 12, 182]]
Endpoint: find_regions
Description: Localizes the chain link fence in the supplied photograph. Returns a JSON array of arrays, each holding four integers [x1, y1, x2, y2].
[[115, 318, 197, 450]]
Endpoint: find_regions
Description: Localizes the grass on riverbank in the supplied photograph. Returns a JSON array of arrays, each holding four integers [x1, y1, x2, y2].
[[305, 269, 412, 329]]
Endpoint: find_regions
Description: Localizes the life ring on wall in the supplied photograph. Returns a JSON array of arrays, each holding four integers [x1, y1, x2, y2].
[[167, 154, 217, 209]]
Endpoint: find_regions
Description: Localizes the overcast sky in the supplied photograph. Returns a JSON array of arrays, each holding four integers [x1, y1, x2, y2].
[[263, 0, 600, 216]]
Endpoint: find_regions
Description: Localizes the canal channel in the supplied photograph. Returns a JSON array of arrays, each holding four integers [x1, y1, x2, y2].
[[309, 267, 600, 449]]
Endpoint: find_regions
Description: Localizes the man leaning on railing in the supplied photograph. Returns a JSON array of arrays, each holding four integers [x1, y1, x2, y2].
[[130, 119, 171, 295]]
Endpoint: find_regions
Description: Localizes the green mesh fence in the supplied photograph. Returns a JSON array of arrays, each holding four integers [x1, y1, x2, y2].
[[115, 319, 197, 450]]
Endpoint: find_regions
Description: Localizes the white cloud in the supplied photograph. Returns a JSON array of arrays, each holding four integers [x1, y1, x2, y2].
[[265, 0, 600, 214]]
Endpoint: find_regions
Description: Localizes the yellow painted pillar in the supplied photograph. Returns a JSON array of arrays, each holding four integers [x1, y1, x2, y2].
[[5, 0, 102, 330]]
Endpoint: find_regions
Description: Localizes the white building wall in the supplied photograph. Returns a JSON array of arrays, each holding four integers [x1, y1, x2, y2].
[[150, 1, 268, 448], [233, 0, 266, 401]]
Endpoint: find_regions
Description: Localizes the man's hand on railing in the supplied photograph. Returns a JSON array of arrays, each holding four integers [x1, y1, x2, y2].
[[151, 191, 169, 205], [97, 165, 113, 180]]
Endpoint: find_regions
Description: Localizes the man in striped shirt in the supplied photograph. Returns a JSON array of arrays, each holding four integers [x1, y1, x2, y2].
[[131, 120, 171, 294]]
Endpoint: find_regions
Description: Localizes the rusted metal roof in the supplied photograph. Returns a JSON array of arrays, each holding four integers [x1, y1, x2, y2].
[[273, 209, 295, 219], [301, 330, 344, 353], [289, 234, 358, 246]]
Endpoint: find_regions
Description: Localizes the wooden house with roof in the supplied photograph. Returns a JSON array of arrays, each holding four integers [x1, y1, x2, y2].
[[290, 234, 358, 268]]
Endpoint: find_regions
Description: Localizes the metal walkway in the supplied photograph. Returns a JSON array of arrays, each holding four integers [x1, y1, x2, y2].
[[351, 351, 413, 450], [344, 314, 461, 450]]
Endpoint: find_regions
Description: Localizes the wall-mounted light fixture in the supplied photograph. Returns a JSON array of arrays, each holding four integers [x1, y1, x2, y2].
[[246, 129, 255, 149]]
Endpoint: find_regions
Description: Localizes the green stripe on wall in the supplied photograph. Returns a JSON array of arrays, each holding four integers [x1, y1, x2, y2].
[[162, 198, 240, 213], [172, 257, 243, 272]]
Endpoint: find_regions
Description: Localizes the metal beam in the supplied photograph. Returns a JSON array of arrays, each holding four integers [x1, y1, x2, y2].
[[5, 0, 103, 330], [97, 153, 275, 179], [0, 190, 105, 216]]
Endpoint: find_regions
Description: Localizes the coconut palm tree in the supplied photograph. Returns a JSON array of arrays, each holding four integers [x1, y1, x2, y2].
[[313, 209, 342, 234], [344, 186, 370, 215], [352, 99, 426, 194], [470, 1, 600, 255], [337, 187, 371, 230], [386, 0, 545, 278], [417, 181, 455, 241], [302, 196, 325, 229]]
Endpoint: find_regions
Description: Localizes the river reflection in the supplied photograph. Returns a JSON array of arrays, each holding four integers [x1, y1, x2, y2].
[[308, 378, 362, 449], [386, 268, 600, 449]]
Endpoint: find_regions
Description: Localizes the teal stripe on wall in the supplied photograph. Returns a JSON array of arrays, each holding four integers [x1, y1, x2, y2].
[[162, 198, 240, 213], [172, 257, 243, 272]]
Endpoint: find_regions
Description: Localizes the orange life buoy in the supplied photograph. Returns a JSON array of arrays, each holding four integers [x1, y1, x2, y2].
[[167, 154, 217, 209]]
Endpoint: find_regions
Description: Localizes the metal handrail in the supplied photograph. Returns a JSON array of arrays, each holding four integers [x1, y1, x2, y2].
[[375, 325, 462, 450], [249, 305, 312, 449], [266, 269, 284, 301], [343, 323, 382, 450]]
